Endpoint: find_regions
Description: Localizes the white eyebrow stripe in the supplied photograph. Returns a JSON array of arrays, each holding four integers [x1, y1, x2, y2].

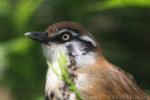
[[56, 29, 78, 36], [80, 35, 96, 47]]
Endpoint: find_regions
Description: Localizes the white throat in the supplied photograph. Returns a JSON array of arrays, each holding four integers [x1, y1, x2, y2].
[[43, 39, 97, 99], [44, 44, 68, 97]]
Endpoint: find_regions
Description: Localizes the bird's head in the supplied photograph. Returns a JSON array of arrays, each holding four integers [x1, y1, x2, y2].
[[25, 22, 102, 67]]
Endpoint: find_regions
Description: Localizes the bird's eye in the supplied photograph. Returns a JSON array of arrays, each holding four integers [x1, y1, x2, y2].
[[62, 33, 70, 41]]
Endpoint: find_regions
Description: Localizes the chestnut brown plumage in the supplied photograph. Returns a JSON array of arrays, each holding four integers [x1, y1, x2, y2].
[[25, 21, 149, 100]]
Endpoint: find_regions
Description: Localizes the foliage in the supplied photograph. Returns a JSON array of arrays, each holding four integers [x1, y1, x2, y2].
[[13, 0, 43, 33], [88, 0, 150, 11]]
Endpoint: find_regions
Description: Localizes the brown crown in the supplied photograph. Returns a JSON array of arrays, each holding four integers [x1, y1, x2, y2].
[[46, 21, 90, 37]]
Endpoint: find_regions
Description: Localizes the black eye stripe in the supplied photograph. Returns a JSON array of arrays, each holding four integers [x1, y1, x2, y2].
[[45, 31, 73, 44], [62, 33, 70, 40], [60, 32, 72, 41], [75, 37, 96, 52]]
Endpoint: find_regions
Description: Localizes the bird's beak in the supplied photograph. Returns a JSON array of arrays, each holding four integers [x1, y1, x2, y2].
[[24, 32, 46, 42]]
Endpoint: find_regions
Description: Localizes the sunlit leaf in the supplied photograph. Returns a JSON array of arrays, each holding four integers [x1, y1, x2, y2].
[[13, 0, 43, 33], [0, 0, 11, 16], [88, 0, 150, 12]]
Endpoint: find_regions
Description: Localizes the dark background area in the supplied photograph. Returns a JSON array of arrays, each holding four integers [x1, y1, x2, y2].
[[0, 0, 150, 100]]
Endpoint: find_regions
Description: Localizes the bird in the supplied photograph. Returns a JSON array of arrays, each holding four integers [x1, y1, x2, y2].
[[25, 21, 149, 100]]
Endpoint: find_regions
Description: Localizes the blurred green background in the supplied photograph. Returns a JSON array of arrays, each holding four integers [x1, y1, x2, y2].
[[0, 0, 150, 100]]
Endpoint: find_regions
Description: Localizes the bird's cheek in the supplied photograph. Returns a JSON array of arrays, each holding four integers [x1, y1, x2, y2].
[[41, 44, 53, 60]]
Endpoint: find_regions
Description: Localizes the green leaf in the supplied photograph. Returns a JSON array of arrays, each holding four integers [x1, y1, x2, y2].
[[13, 0, 43, 33], [88, 0, 150, 12]]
